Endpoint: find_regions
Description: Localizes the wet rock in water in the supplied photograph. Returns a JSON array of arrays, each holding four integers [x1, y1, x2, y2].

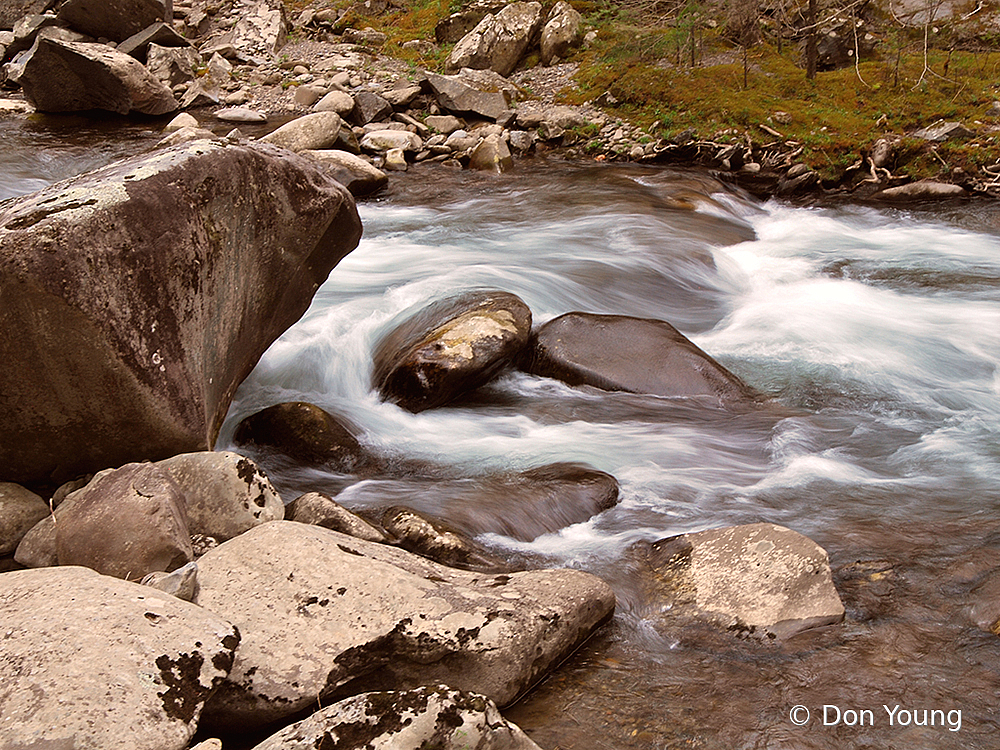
[[0, 566, 239, 750], [426, 71, 509, 122], [142, 560, 198, 601], [912, 120, 974, 142], [250, 685, 542, 750], [195, 521, 615, 729], [260, 111, 344, 151], [155, 451, 283, 542], [446, 1, 543, 77], [0, 140, 361, 486], [523, 312, 761, 408], [469, 132, 512, 173], [373, 290, 532, 412], [233, 401, 373, 473], [301, 149, 388, 197], [643, 523, 845, 639], [380, 506, 502, 570], [285, 492, 387, 543], [49, 462, 193, 579], [0, 482, 48, 556], [7, 36, 178, 114], [338, 462, 619, 542], [540, 0, 582, 65], [56, 0, 169, 41], [873, 180, 968, 201]]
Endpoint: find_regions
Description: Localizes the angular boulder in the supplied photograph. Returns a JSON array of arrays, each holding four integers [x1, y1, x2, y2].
[[0, 566, 239, 750], [523, 312, 761, 408], [337, 462, 619, 542], [426, 71, 510, 121], [373, 290, 532, 412], [202, 0, 287, 58], [56, 0, 170, 41], [232, 401, 372, 473], [195, 521, 615, 729], [468, 132, 512, 173], [0, 140, 362, 486], [51, 462, 193, 579], [8, 35, 178, 114], [146, 42, 200, 88], [540, 0, 582, 64], [117, 21, 193, 61], [155, 451, 284, 542], [446, 1, 543, 77], [0, 482, 48, 556], [251, 685, 542, 750], [643, 523, 845, 639]]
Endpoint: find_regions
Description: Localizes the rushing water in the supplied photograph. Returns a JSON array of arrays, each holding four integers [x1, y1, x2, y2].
[[6, 116, 1000, 749]]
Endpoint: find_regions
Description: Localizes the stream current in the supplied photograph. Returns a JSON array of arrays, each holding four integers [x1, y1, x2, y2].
[[5, 116, 1000, 749]]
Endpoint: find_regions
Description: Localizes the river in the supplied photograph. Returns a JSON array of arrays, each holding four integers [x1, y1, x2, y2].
[[4, 115, 1000, 749]]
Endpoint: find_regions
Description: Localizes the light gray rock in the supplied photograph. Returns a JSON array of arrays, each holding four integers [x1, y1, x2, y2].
[[313, 89, 356, 116], [644, 523, 845, 639], [250, 685, 542, 750], [434, 0, 507, 43], [118, 21, 192, 61], [426, 71, 509, 121], [383, 146, 408, 172], [195, 521, 615, 729], [0, 482, 48, 556], [52, 462, 193, 580], [56, 0, 170, 42], [0, 566, 239, 750], [8, 36, 178, 114], [875, 180, 968, 201], [913, 120, 974, 142], [293, 84, 324, 107], [0, 141, 361, 486], [446, 1, 543, 77], [142, 560, 198, 601], [285, 492, 387, 542], [515, 103, 588, 130], [469, 132, 512, 173], [156, 125, 219, 147], [372, 290, 532, 412], [201, 0, 287, 58], [382, 84, 422, 108], [215, 106, 266, 122], [360, 128, 422, 153], [260, 111, 344, 151], [164, 111, 199, 131], [540, 0, 582, 65], [155, 451, 283, 542], [146, 42, 200, 87], [301, 149, 388, 197], [425, 114, 463, 134], [380, 506, 499, 570]]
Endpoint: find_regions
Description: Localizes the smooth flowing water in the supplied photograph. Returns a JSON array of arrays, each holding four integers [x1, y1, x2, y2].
[[5, 117, 1000, 749]]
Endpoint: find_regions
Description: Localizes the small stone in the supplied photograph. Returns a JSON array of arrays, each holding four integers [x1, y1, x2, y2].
[[383, 147, 408, 171], [141, 561, 198, 602], [164, 112, 199, 132]]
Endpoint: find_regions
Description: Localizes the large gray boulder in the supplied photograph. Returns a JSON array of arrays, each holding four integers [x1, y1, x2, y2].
[[200, 0, 287, 58], [0, 566, 239, 750], [55, 0, 170, 41], [195, 521, 615, 729], [373, 290, 532, 412], [260, 111, 344, 152], [540, 0, 582, 64], [7, 35, 178, 114], [0, 140, 362, 486], [445, 1, 543, 77], [642, 523, 845, 639], [426, 71, 510, 121], [523, 312, 761, 409], [155, 451, 284, 542], [251, 685, 542, 750], [0, 482, 47, 555]]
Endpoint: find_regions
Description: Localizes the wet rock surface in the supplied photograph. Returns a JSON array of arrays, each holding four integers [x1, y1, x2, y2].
[[0, 140, 361, 486], [0, 565, 239, 750], [373, 290, 532, 412], [195, 521, 615, 729]]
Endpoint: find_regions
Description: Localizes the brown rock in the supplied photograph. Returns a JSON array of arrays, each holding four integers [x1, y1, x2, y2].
[[0, 482, 48, 556]]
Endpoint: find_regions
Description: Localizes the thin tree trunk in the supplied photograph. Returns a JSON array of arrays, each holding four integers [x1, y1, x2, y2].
[[806, 0, 818, 79]]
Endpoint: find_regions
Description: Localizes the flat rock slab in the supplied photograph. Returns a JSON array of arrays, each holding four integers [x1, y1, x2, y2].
[[523, 312, 761, 409], [0, 566, 239, 750], [0, 140, 361, 486], [57, 0, 170, 41], [195, 521, 615, 729], [251, 685, 542, 750], [645, 523, 845, 639]]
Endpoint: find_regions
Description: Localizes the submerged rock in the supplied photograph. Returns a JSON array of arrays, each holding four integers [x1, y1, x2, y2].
[[643, 523, 845, 639], [373, 290, 532, 412], [233, 401, 372, 473], [523, 312, 761, 408], [251, 685, 542, 750], [337, 462, 619, 542], [0, 566, 239, 750], [0, 140, 361, 486], [196, 521, 615, 729], [7, 35, 178, 114]]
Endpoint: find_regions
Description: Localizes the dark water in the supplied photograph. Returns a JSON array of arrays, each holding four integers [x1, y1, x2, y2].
[[5, 117, 1000, 749]]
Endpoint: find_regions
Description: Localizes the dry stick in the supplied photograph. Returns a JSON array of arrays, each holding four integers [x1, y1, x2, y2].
[[853, 7, 872, 88]]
